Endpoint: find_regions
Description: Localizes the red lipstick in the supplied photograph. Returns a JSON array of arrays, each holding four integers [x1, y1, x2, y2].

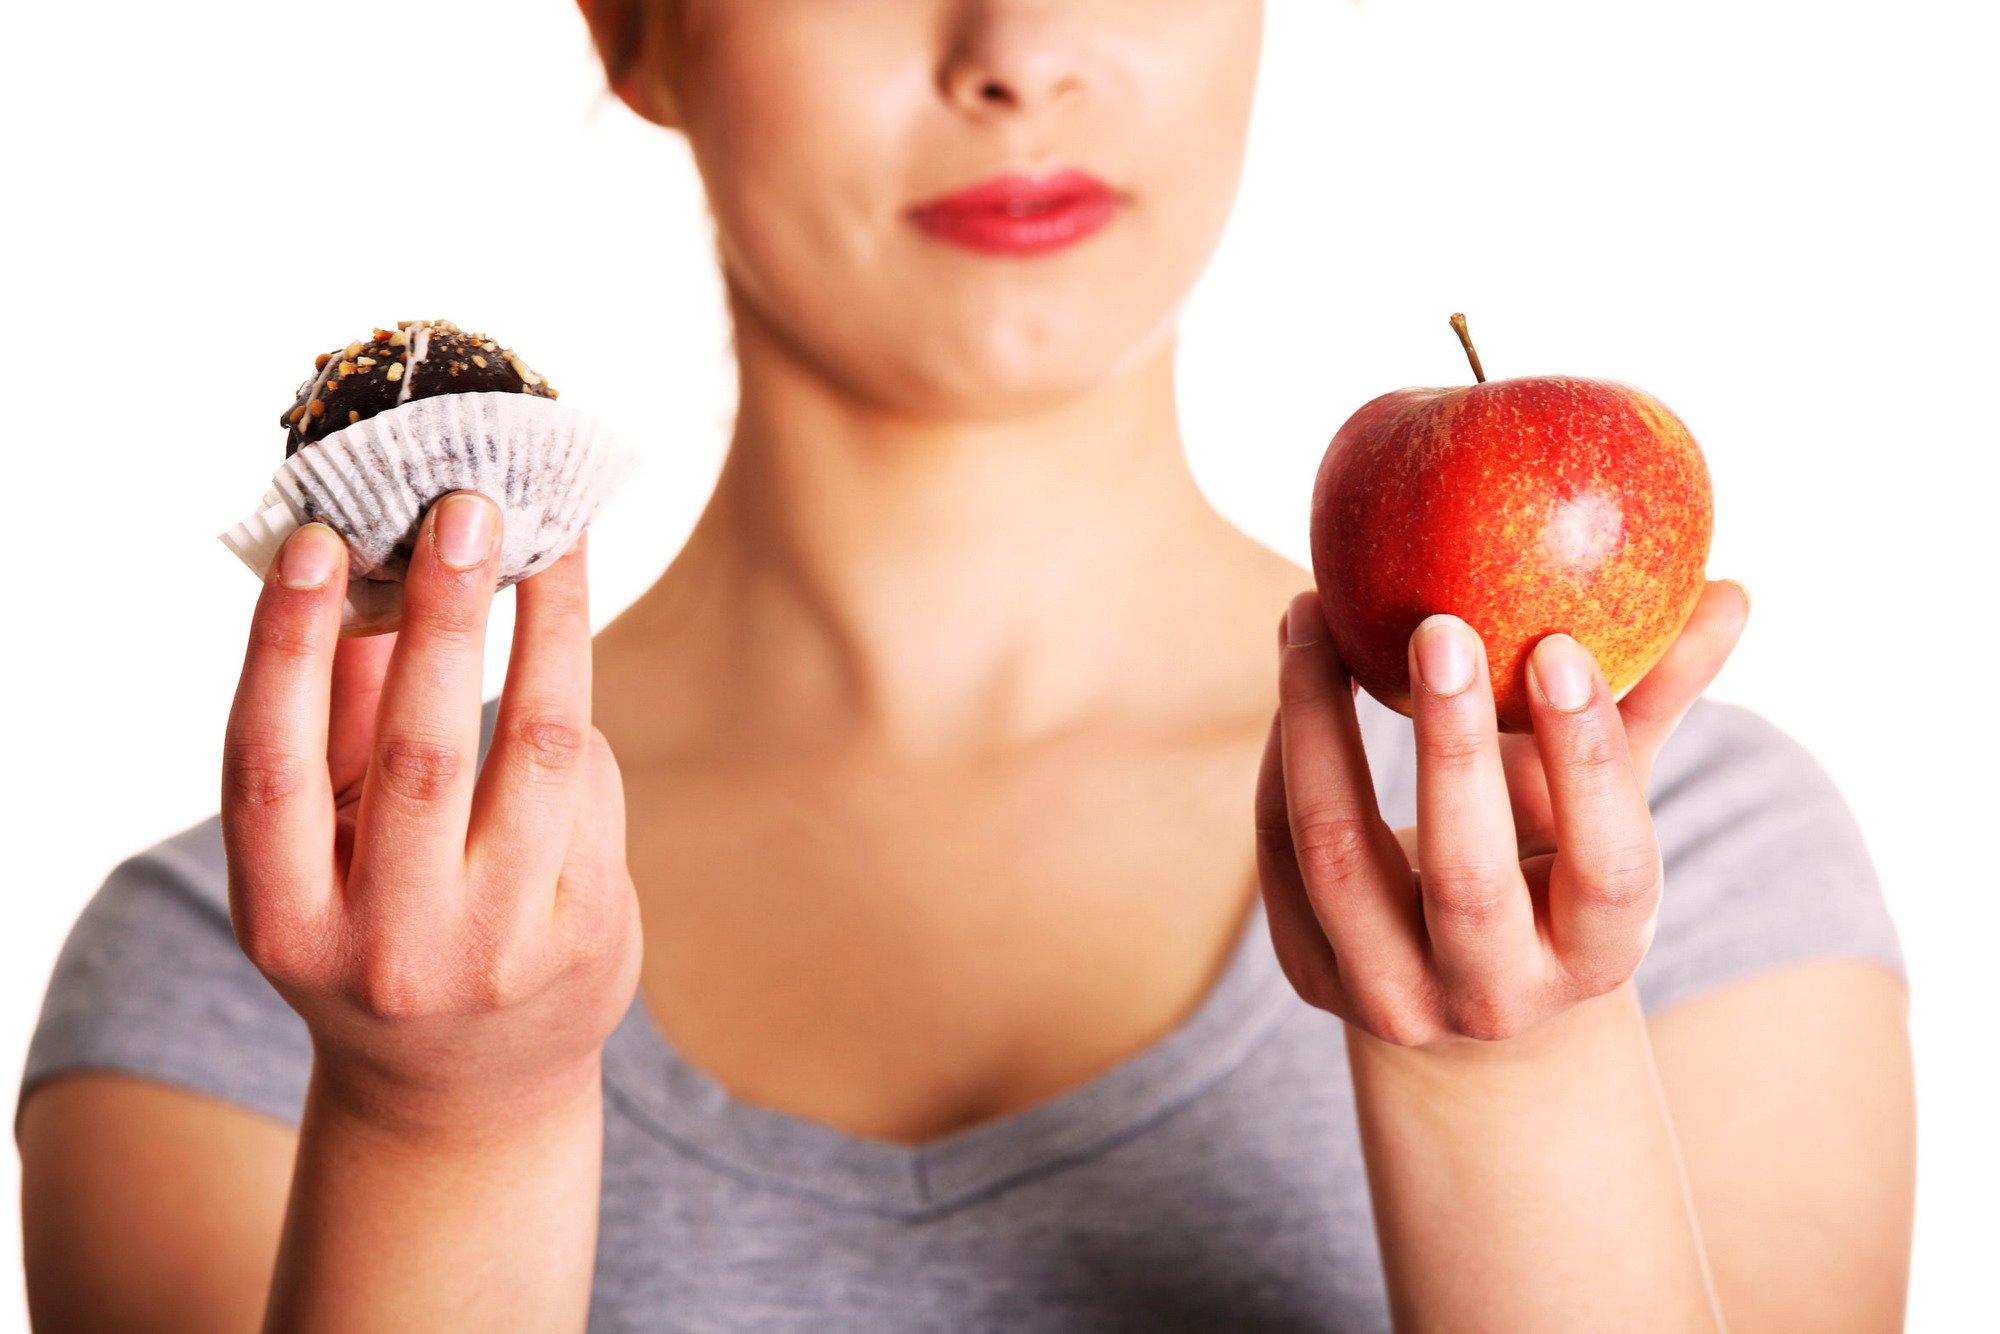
[[907, 169, 1121, 257]]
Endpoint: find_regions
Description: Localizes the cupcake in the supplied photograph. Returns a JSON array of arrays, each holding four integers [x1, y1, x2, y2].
[[220, 319, 639, 635]]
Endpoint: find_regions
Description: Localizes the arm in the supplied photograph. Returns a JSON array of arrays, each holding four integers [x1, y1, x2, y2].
[[1649, 959, 1915, 1331], [1346, 981, 1718, 1331], [21, 1076, 295, 1333], [21, 1067, 608, 1334], [264, 1060, 606, 1332]]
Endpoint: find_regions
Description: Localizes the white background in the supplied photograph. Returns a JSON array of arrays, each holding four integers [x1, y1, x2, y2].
[[3, 0, 1994, 1326]]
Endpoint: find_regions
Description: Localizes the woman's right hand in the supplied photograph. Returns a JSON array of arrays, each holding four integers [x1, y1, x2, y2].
[[220, 490, 642, 1130]]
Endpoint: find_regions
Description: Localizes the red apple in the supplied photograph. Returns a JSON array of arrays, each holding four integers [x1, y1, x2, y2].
[[1309, 316, 1713, 734]]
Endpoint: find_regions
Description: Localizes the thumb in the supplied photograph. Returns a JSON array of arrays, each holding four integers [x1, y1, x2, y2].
[[1616, 579, 1752, 781]]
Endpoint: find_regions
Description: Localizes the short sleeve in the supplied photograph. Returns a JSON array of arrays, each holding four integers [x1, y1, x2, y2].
[[18, 813, 313, 1129], [1635, 697, 1906, 1015]]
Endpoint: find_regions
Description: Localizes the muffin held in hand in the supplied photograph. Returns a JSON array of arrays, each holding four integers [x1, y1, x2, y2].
[[221, 318, 638, 636], [280, 319, 558, 457]]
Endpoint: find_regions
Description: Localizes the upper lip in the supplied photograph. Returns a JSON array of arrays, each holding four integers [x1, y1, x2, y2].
[[906, 169, 1116, 216]]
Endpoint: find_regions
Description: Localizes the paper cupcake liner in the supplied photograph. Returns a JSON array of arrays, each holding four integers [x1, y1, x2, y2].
[[218, 392, 640, 635]]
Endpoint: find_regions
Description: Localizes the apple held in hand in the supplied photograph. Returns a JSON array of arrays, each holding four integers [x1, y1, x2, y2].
[[1309, 315, 1713, 734]]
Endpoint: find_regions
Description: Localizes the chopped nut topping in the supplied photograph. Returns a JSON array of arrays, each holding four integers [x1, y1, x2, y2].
[[356, 356, 376, 369], [389, 329, 409, 347], [338, 360, 357, 376], [344, 341, 363, 359], [308, 399, 326, 418], [472, 354, 488, 368], [503, 351, 543, 386], [289, 406, 305, 424], [386, 363, 404, 382], [314, 352, 331, 371]]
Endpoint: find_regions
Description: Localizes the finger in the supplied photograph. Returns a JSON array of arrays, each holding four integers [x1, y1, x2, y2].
[[328, 630, 398, 804], [1503, 580, 1749, 858], [350, 491, 502, 909], [1526, 632, 1664, 993], [469, 533, 594, 912], [552, 727, 637, 961], [1408, 614, 1544, 1009], [1614, 580, 1751, 784], [1253, 706, 1353, 1017], [1277, 594, 1426, 1001], [220, 524, 347, 944]]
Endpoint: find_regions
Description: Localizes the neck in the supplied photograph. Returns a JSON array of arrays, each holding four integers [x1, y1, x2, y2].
[[606, 284, 1265, 759]]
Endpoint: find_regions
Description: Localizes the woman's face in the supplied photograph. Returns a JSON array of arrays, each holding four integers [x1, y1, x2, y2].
[[615, 0, 1266, 418]]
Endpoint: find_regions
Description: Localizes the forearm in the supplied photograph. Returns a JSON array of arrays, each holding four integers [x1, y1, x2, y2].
[[1346, 979, 1722, 1332], [262, 1057, 605, 1333]]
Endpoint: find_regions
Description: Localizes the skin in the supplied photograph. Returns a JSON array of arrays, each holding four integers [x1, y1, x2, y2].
[[19, 1, 1914, 1329]]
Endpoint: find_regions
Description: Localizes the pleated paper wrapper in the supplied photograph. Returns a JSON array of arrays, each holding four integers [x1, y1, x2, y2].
[[217, 392, 640, 635]]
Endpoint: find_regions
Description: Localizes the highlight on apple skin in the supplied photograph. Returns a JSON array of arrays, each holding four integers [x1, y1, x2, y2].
[[1308, 320, 1714, 735]]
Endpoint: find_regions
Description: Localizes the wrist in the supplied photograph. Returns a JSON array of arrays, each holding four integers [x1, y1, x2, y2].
[[1346, 978, 1646, 1084], [306, 1044, 606, 1149]]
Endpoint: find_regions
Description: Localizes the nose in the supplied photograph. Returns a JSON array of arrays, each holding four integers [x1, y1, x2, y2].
[[936, 1, 1090, 115]]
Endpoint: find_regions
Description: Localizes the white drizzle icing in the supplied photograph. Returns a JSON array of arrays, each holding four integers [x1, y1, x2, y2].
[[397, 320, 433, 406], [294, 346, 342, 444]]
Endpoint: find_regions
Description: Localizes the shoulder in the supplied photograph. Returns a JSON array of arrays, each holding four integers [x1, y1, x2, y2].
[[19, 813, 312, 1129], [1635, 696, 1905, 1014], [1358, 691, 1905, 1016]]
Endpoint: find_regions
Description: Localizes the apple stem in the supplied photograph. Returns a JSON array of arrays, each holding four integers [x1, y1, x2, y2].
[[1449, 313, 1487, 384]]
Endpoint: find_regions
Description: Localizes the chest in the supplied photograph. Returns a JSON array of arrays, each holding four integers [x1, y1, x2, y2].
[[614, 735, 1267, 1145], [586, 1006, 1388, 1332]]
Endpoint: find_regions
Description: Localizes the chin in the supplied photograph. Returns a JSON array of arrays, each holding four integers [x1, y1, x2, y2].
[[928, 304, 1177, 413]]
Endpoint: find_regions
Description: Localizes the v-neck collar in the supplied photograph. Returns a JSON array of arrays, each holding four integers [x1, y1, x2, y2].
[[598, 890, 1293, 1220]]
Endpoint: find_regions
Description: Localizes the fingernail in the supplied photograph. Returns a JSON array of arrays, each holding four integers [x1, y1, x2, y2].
[[1530, 634, 1594, 712], [1286, 592, 1324, 647], [433, 493, 497, 570], [1413, 615, 1477, 696], [278, 523, 342, 590], [1723, 578, 1751, 618]]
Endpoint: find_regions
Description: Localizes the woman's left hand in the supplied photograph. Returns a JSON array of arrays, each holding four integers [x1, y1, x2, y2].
[[1255, 579, 1750, 1050]]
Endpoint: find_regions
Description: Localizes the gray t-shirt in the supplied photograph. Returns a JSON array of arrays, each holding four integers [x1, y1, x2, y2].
[[20, 692, 1905, 1331]]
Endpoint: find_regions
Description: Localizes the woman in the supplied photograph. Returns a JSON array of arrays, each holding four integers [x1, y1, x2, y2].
[[18, 2, 1914, 1329]]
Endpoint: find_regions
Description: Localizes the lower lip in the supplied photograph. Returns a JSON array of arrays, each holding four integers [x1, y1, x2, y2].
[[909, 193, 1120, 256]]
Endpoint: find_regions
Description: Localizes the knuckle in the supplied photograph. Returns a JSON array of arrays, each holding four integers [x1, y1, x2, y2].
[[1290, 809, 1378, 885], [553, 873, 621, 951], [1566, 948, 1643, 998], [1270, 939, 1341, 1015], [1574, 845, 1663, 912], [1447, 990, 1525, 1042], [373, 734, 464, 803], [246, 614, 324, 665], [404, 583, 486, 644], [222, 739, 314, 810], [1565, 729, 1626, 778], [504, 710, 588, 782], [454, 911, 537, 1010], [348, 949, 440, 1021], [1416, 727, 1487, 774], [1421, 867, 1516, 930], [230, 904, 326, 990], [1352, 990, 1434, 1048]]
